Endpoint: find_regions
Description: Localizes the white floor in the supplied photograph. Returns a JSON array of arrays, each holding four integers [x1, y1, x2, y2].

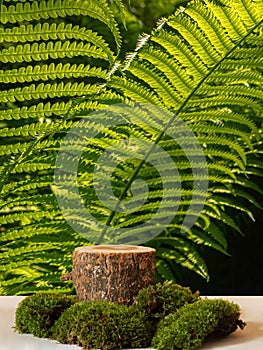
[[0, 296, 263, 349]]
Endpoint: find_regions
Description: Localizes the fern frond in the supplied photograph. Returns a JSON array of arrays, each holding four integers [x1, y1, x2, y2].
[[0, 101, 73, 120], [128, 61, 183, 107], [187, 228, 228, 255], [0, 41, 110, 63], [183, 110, 258, 134], [0, 81, 98, 102], [154, 239, 209, 280], [0, 221, 68, 243], [232, 177, 263, 196], [94, 0, 263, 246], [213, 186, 263, 210], [0, 63, 107, 84], [186, 94, 262, 113], [1, 0, 263, 294], [109, 76, 161, 105], [168, 11, 222, 65], [155, 259, 177, 282], [1, 193, 57, 210], [151, 30, 208, 79], [138, 48, 193, 96], [0, 0, 122, 50], [209, 195, 255, 221], [0, 119, 73, 138], [0, 22, 114, 58], [0, 210, 58, 225], [1, 175, 53, 196]]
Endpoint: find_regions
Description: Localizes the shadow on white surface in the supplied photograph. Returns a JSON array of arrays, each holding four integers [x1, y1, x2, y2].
[[201, 322, 263, 349]]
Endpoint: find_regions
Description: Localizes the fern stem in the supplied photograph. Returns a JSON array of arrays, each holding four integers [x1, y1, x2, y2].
[[97, 18, 263, 243]]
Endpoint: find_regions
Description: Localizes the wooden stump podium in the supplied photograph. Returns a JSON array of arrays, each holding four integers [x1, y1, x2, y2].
[[61, 245, 156, 304]]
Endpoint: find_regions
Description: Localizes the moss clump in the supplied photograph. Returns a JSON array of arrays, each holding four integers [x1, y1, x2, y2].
[[15, 293, 78, 338], [15, 287, 246, 350], [151, 298, 246, 350], [134, 281, 200, 322], [51, 300, 153, 350]]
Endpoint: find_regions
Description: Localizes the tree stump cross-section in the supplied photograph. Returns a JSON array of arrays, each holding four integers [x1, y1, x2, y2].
[[61, 245, 156, 304]]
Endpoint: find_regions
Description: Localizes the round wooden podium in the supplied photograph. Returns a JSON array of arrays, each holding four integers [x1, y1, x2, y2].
[[61, 245, 156, 304]]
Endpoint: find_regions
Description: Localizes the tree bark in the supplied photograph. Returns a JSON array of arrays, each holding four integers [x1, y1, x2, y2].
[[61, 245, 156, 304]]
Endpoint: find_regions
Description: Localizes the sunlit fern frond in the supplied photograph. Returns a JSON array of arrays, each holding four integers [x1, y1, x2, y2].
[[95, 0, 263, 280], [0, 0, 263, 293], [0, 0, 124, 295]]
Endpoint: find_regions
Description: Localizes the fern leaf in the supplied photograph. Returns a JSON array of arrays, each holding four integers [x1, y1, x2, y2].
[[155, 240, 209, 280], [95, 0, 263, 245], [0, 23, 114, 60], [0, 210, 56, 225], [0, 82, 98, 102], [0, 63, 107, 84], [1, 0, 263, 294], [0, 101, 72, 120], [0, 0, 122, 50], [0, 41, 109, 63]]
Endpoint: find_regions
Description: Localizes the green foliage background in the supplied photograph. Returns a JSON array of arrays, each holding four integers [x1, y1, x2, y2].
[[0, 0, 262, 295]]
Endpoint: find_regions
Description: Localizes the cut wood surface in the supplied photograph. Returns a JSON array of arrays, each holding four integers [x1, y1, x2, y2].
[[63, 245, 156, 304]]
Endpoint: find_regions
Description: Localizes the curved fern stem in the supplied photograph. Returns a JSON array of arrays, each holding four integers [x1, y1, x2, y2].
[[98, 17, 263, 243]]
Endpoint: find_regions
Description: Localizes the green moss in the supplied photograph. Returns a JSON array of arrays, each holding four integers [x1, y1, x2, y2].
[[151, 298, 246, 350], [134, 281, 200, 322], [15, 293, 78, 338], [51, 300, 153, 350], [14, 287, 246, 349]]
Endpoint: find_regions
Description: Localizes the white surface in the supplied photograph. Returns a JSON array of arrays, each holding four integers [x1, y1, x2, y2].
[[0, 296, 81, 350], [0, 296, 263, 349]]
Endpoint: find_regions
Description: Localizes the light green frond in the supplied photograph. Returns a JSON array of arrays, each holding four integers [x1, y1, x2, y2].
[[205, 148, 245, 171], [0, 101, 73, 120], [1, 22, 108, 46], [0, 142, 30, 156], [155, 239, 209, 280], [1, 193, 57, 210], [205, 0, 247, 40], [152, 30, 208, 79], [187, 227, 228, 255], [0, 0, 122, 50], [185, 0, 233, 52], [1, 0, 263, 293], [207, 69, 262, 87], [138, 48, 193, 96], [0, 210, 58, 225], [0, 119, 73, 138], [209, 195, 255, 221], [199, 136, 247, 164], [109, 76, 161, 105], [168, 11, 222, 65], [183, 110, 258, 134], [190, 124, 253, 150], [128, 61, 183, 107], [0, 81, 97, 103], [0, 63, 107, 84], [1, 175, 53, 196], [198, 85, 263, 103], [12, 159, 54, 174], [0, 41, 109, 63], [0, 222, 63, 242], [234, 0, 262, 26], [186, 94, 262, 113]]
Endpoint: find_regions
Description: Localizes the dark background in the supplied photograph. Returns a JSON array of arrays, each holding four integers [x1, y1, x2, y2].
[[180, 211, 263, 296]]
